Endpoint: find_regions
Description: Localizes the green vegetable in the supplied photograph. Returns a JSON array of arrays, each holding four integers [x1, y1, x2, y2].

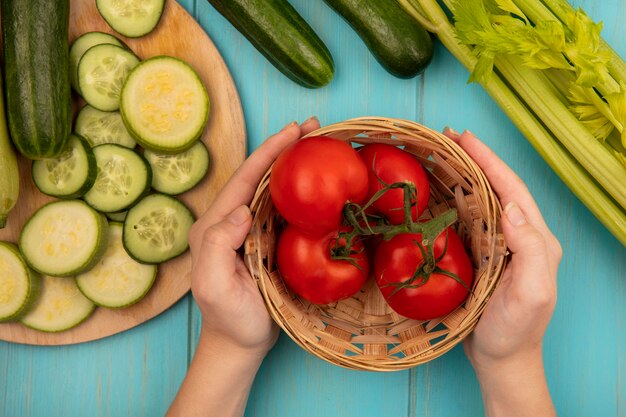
[[0, 242, 40, 322], [323, 0, 433, 78], [1, 0, 72, 159], [206, 0, 334, 88], [399, 0, 626, 245], [0, 77, 19, 228]]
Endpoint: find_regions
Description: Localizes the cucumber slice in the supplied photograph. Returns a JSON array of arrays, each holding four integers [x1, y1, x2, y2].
[[76, 223, 157, 308], [78, 43, 140, 111], [144, 141, 210, 195], [19, 200, 109, 277], [123, 194, 194, 264], [32, 134, 97, 199], [0, 242, 40, 322], [20, 275, 95, 332], [70, 31, 125, 93], [83, 144, 152, 213], [120, 56, 210, 153], [96, 0, 165, 38], [75, 105, 136, 149], [106, 210, 127, 222]]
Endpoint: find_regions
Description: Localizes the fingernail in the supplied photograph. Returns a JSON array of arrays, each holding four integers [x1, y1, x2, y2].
[[303, 115, 319, 125], [281, 121, 298, 131], [228, 205, 251, 225], [443, 126, 459, 137], [504, 202, 526, 226]]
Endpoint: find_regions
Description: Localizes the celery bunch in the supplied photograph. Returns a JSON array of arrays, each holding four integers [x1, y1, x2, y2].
[[398, 0, 626, 245]]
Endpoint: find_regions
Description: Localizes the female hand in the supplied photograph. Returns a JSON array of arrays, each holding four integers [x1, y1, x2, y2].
[[188, 117, 321, 356], [445, 128, 561, 417]]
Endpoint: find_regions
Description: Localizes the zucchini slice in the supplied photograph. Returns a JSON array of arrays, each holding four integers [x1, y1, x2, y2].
[[19, 200, 109, 277], [83, 144, 152, 213], [144, 141, 210, 195], [120, 56, 210, 153], [0, 242, 40, 322], [123, 193, 194, 264], [70, 31, 125, 93], [78, 43, 140, 111], [32, 134, 97, 199], [75, 105, 136, 149], [76, 222, 157, 308], [96, 0, 165, 38], [20, 275, 95, 332]]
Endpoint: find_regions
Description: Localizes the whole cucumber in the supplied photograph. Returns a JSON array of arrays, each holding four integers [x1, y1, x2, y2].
[[1, 0, 72, 159], [0, 76, 19, 229], [323, 0, 434, 78], [206, 0, 334, 88]]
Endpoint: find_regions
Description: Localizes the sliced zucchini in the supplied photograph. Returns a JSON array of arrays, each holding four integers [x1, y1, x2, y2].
[[20, 275, 95, 332], [120, 56, 210, 153], [96, 0, 165, 38], [19, 200, 109, 277], [75, 105, 136, 148], [144, 141, 210, 195], [32, 134, 97, 199], [83, 144, 152, 213], [78, 43, 140, 111], [106, 210, 127, 222], [76, 223, 157, 308], [123, 193, 194, 264], [70, 31, 125, 93], [0, 242, 40, 322]]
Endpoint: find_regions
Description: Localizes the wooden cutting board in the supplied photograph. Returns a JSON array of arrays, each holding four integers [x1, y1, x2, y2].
[[0, 0, 246, 345]]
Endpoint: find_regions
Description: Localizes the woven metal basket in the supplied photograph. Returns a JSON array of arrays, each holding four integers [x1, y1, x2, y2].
[[244, 117, 507, 371]]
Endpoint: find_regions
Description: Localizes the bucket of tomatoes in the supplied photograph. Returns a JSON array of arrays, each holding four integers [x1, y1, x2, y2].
[[244, 117, 507, 371]]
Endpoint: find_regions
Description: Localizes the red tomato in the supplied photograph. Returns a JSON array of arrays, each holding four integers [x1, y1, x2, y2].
[[276, 224, 369, 305], [358, 143, 430, 224], [374, 227, 473, 320], [270, 136, 368, 236]]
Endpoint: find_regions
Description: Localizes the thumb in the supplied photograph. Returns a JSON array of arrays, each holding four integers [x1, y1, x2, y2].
[[191, 205, 252, 293]]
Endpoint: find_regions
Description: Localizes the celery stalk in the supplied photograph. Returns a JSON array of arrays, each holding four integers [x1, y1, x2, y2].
[[399, 0, 626, 245]]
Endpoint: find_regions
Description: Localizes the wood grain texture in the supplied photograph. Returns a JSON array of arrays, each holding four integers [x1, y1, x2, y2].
[[0, 0, 245, 345]]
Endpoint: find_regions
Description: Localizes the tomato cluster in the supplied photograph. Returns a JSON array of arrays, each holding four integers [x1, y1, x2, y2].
[[270, 136, 473, 320]]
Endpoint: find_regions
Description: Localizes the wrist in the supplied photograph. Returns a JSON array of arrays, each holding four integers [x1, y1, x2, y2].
[[197, 328, 271, 369]]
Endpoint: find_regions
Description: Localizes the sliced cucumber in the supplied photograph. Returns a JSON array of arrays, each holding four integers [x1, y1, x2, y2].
[[75, 105, 136, 149], [106, 210, 127, 222], [70, 31, 125, 93], [19, 200, 109, 277], [78, 43, 140, 111], [144, 141, 210, 195], [96, 0, 165, 38], [120, 56, 210, 153], [83, 144, 152, 213], [0, 242, 40, 322], [123, 193, 194, 264], [32, 134, 97, 199], [76, 223, 157, 308], [20, 275, 95, 332]]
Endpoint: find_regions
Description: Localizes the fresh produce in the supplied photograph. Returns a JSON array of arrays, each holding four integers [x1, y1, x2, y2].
[[144, 141, 210, 195], [0, 77, 19, 228], [83, 144, 152, 213], [375, 227, 473, 320], [399, 0, 626, 245], [120, 56, 210, 153], [76, 223, 158, 308], [269, 136, 369, 236], [32, 134, 97, 199], [96, 0, 165, 38], [20, 275, 95, 333], [271, 136, 470, 314], [75, 105, 137, 149], [1, 0, 72, 159], [78, 44, 140, 112], [0, 242, 40, 322], [206, 0, 335, 88], [276, 224, 369, 305], [19, 200, 109, 277], [323, 0, 433, 78], [123, 193, 195, 264], [358, 143, 430, 224], [69, 31, 127, 93]]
